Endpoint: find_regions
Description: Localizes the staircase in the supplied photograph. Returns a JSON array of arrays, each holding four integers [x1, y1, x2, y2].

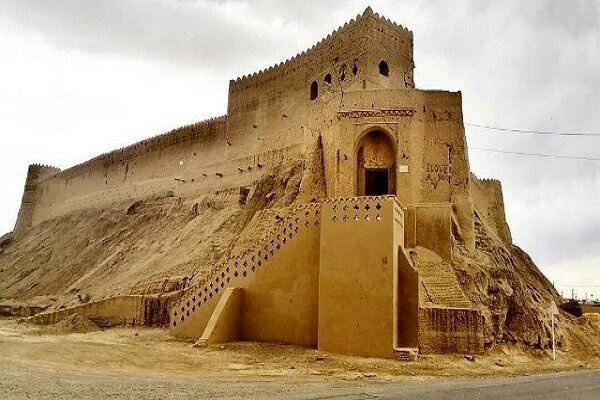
[[417, 261, 471, 308], [170, 202, 321, 337]]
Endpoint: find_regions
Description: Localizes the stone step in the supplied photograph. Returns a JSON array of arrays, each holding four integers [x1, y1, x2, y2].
[[394, 347, 418, 361]]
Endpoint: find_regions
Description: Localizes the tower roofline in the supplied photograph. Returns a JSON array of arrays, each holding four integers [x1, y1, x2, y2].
[[229, 7, 412, 88]]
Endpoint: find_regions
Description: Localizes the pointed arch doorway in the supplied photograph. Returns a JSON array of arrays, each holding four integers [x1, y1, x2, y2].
[[356, 129, 396, 197]]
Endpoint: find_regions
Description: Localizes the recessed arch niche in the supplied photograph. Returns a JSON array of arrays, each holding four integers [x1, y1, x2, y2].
[[355, 128, 396, 196]]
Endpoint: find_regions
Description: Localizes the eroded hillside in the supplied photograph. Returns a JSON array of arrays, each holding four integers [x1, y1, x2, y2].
[[0, 160, 308, 310], [1, 155, 599, 360]]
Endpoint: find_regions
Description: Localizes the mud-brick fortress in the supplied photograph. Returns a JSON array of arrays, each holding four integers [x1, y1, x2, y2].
[[14, 8, 514, 359]]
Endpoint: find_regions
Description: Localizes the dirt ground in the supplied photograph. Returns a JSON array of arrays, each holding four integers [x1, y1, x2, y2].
[[1, 318, 597, 383]]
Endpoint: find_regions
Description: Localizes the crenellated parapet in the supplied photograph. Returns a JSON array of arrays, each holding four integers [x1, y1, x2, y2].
[[29, 163, 62, 174], [13, 164, 62, 235], [228, 7, 413, 97], [471, 172, 502, 186], [58, 115, 227, 180], [13, 115, 230, 230], [470, 172, 505, 198], [469, 172, 512, 244]]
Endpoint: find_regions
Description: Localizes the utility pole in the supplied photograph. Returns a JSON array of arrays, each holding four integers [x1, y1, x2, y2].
[[549, 300, 559, 361]]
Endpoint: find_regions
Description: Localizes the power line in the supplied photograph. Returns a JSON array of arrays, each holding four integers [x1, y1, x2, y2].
[[466, 123, 600, 137], [556, 283, 600, 287], [471, 147, 600, 161]]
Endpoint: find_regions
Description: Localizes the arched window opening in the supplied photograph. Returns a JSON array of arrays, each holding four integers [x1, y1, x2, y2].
[[324, 73, 332, 85], [352, 59, 359, 76], [379, 60, 389, 77], [310, 81, 318, 100], [339, 64, 347, 81]]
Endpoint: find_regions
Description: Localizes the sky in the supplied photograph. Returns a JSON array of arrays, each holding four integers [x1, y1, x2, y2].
[[0, 0, 599, 299]]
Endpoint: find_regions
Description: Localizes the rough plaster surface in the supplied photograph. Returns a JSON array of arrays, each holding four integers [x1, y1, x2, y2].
[[29, 295, 171, 328], [197, 287, 242, 346], [318, 197, 399, 358], [419, 306, 484, 354]]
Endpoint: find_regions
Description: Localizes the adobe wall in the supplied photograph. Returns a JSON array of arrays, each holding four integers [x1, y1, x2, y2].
[[405, 203, 453, 261], [418, 306, 484, 354], [470, 173, 512, 244], [397, 247, 420, 348], [18, 11, 415, 229], [22, 115, 307, 228], [223, 8, 415, 191], [240, 213, 320, 347], [197, 287, 242, 345], [172, 196, 417, 358], [319, 197, 404, 359], [30, 294, 171, 328], [14, 164, 61, 236], [323, 88, 474, 248], [171, 204, 321, 347]]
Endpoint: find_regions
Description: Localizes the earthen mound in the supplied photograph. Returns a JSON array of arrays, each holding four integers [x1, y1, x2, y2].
[[43, 313, 101, 335]]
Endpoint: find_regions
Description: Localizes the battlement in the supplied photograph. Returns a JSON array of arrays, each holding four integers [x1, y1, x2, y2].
[[30, 163, 61, 172], [470, 172, 512, 244], [55, 115, 227, 181], [471, 172, 503, 188], [27, 164, 62, 181], [13, 164, 62, 235], [228, 7, 413, 95]]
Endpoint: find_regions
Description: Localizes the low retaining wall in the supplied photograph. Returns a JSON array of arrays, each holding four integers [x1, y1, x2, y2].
[[418, 306, 484, 354], [30, 295, 174, 328]]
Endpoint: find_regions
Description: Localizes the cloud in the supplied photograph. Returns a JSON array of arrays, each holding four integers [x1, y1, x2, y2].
[[0, 0, 370, 78], [0, 0, 299, 76]]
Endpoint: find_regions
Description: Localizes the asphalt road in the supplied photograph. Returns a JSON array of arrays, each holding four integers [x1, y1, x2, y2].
[[1, 367, 599, 399], [367, 370, 600, 400]]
